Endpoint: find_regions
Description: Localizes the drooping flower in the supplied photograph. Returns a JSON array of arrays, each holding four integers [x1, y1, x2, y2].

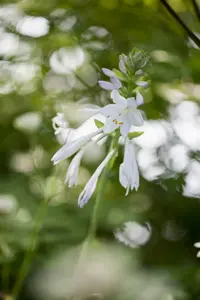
[[52, 113, 68, 135], [51, 128, 103, 165], [65, 149, 84, 188], [119, 138, 139, 195], [100, 89, 144, 136], [78, 149, 115, 208]]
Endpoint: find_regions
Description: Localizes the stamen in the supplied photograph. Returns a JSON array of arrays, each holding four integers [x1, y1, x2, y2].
[[119, 122, 124, 125]]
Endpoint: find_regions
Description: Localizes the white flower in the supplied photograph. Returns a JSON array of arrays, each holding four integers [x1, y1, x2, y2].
[[115, 221, 151, 248], [52, 113, 68, 135], [194, 242, 200, 257], [78, 149, 115, 208], [65, 149, 84, 187], [98, 67, 122, 91], [51, 128, 102, 165], [98, 77, 122, 91], [100, 89, 144, 136], [119, 138, 139, 195]]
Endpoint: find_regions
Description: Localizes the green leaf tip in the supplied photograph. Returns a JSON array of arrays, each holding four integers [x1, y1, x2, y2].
[[128, 131, 144, 139], [94, 119, 104, 128]]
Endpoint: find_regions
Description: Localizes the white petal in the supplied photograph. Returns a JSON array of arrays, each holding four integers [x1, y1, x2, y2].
[[120, 120, 131, 136], [136, 92, 144, 106], [119, 139, 139, 194], [197, 251, 200, 258], [127, 97, 137, 109], [78, 150, 115, 207], [110, 77, 122, 89], [111, 89, 126, 106], [65, 149, 84, 187], [78, 176, 98, 208], [103, 117, 118, 133], [119, 163, 128, 189], [98, 81, 115, 90], [102, 68, 115, 77], [100, 104, 122, 117], [136, 81, 148, 88], [51, 129, 102, 164], [127, 110, 144, 126]]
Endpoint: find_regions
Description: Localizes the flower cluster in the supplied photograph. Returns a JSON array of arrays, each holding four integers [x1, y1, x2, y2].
[[51, 49, 150, 207]]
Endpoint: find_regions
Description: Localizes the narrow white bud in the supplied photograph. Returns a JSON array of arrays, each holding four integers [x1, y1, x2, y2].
[[78, 149, 115, 208]]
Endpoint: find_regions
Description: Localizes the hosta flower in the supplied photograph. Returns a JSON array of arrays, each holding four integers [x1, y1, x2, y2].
[[100, 89, 144, 136], [52, 113, 68, 135], [78, 149, 115, 208], [51, 128, 103, 165], [119, 138, 139, 195], [65, 149, 84, 188], [51, 50, 150, 207]]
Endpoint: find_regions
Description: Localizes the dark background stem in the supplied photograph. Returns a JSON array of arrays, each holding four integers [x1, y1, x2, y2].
[[192, 0, 200, 21], [160, 0, 200, 47]]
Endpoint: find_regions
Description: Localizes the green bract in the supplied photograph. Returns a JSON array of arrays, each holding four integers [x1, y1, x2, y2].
[[128, 131, 144, 139], [94, 119, 104, 128]]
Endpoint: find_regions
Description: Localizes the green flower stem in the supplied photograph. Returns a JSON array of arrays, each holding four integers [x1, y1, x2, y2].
[[12, 198, 49, 300], [75, 133, 119, 268]]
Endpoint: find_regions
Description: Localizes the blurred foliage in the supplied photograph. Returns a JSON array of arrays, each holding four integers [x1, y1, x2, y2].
[[1, 0, 200, 299]]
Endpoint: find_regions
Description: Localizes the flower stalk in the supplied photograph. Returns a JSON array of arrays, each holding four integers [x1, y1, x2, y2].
[[76, 133, 119, 265]]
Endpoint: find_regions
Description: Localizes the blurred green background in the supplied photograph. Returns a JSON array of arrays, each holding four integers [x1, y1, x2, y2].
[[1, 0, 200, 299]]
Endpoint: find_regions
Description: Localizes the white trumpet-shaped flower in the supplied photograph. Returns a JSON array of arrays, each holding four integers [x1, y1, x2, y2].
[[119, 138, 139, 195], [78, 149, 115, 208], [100, 89, 144, 136], [51, 128, 102, 165], [65, 149, 84, 188], [52, 113, 68, 135]]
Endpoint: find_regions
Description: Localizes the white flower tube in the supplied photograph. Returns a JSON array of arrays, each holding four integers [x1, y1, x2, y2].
[[65, 149, 84, 187], [119, 138, 139, 195], [78, 149, 115, 208], [51, 128, 103, 165]]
